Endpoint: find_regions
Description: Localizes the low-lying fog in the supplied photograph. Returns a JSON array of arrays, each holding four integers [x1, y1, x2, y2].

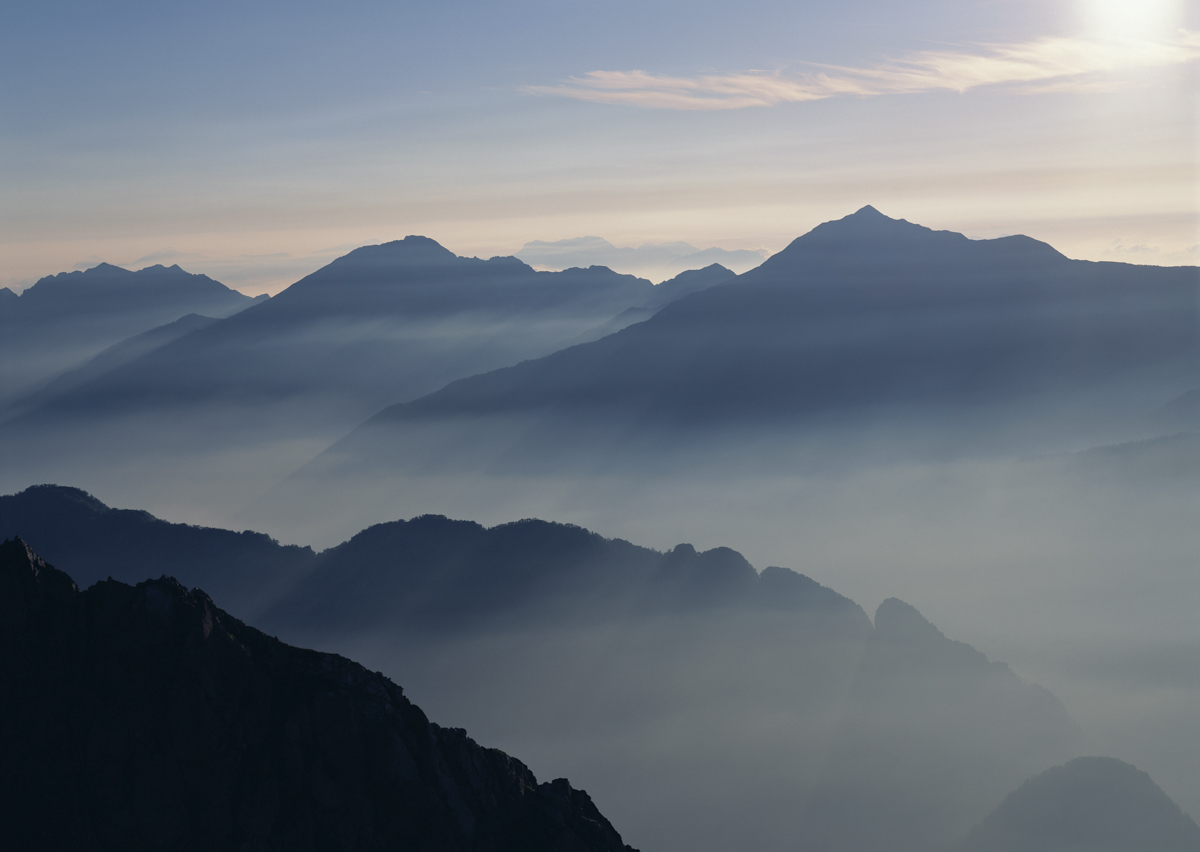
[[242, 435, 1199, 839]]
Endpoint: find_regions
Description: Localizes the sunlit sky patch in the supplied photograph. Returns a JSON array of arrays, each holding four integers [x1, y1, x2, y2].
[[1, 0, 1196, 294]]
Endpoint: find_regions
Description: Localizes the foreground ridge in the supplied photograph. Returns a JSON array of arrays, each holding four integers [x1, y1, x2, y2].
[[0, 537, 636, 852]]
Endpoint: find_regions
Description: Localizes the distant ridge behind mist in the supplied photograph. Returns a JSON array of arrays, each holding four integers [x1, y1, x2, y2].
[[953, 756, 1200, 852]]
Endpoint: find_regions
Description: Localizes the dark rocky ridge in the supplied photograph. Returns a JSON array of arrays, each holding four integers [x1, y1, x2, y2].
[[0, 537, 636, 852]]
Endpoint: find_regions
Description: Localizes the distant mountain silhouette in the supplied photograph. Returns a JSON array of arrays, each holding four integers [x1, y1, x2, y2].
[[0, 263, 261, 403], [19, 239, 730, 422], [0, 240, 736, 506], [0, 537, 636, 851], [516, 235, 764, 280], [544, 263, 735, 348], [953, 756, 1200, 852], [315, 207, 1198, 485], [803, 598, 1076, 852]]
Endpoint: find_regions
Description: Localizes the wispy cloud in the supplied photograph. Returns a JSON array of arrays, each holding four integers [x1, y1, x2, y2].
[[527, 32, 1200, 110]]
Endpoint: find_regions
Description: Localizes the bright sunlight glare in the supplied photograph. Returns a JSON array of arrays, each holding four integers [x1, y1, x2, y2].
[[1079, 0, 1185, 39]]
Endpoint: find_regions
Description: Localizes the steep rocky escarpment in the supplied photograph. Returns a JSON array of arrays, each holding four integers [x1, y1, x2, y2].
[[0, 537, 636, 852]]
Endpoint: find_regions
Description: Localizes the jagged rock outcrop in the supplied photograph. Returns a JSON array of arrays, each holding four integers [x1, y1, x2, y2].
[[0, 537, 636, 852]]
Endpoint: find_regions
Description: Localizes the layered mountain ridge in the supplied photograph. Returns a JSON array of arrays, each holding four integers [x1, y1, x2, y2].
[[0, 483, 1079, 852]]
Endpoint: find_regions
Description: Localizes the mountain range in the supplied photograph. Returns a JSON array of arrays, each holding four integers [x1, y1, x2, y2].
[[1, 483, 1081, 852], [329, 206, 1198, 469], [0, 242, 733, 515], [1, 207, 1196, 849]]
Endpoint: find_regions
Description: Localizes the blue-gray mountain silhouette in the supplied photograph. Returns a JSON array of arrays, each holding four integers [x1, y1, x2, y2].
[[0, 242, 734, 489], [953, 756, 1200, 852], [0, 537, 637, 852], [318, 206, 1198, 479], [0, 263, 261, 402], [0, 484, 864, 631]]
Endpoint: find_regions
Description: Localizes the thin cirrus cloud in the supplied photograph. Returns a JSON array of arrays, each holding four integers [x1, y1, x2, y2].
[[526, 31, 1200, 110]]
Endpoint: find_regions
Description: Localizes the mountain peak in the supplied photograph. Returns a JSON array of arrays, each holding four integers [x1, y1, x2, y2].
[[799, 206, 953, 245], [874, 597, 944, 641], [317, 236, 462, 275]]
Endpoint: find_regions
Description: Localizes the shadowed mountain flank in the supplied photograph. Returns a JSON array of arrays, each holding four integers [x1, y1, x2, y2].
[[803, 598, 1076, 852], [953, 756, 1200, 852], [0, 484, 869, 634], [0, 263, 260, 402], [4, 313, 219, 420], [0, 485, 865, 634], [261, 515, 869, 638], [0, 485, 314, 620], [0, 537, 637, 852]]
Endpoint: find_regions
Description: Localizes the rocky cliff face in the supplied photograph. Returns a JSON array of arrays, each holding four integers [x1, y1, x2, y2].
[[0, 537, 636, 852]]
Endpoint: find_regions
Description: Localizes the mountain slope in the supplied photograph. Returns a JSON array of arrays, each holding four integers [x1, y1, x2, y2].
[[0, 263, 261, 403], [953, 756, 1200, 852], [3, 313, 219, 421], [0, 537, 637, 852]]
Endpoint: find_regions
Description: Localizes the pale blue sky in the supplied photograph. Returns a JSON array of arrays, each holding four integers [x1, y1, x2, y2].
[[2, 0, 1196, 293]]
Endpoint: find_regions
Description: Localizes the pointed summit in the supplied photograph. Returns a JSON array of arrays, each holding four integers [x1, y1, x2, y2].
[[341, 235, 460, 268], [793, 204, 956, 247]]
